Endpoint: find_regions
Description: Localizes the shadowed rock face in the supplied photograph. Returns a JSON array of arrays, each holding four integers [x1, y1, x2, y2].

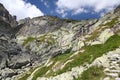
[[0, 3, 17, 28], [0, 3, 32, 80], [115, 5, 120, 12], [0, 17, 31, 69]]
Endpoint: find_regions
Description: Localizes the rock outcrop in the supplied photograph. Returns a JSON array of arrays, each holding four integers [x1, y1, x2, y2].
[[0, 3, 31, 80], [0, 3, 17, 28]]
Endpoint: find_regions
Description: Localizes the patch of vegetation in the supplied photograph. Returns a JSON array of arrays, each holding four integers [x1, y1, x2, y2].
[[85, 30, 100, 42], [117, 29, 120, 35], [104, 17, 118, 27], [54, 34, 120, 75], [64, 19, 79, 23], [22, 34, 56, 46], [52, 52, 74, 62], [38, 34, 55, 45], [23, 37, 36, 46], [18, 67, 37, 80], [86, 17, 119, 42], [20, 35, 120, 79], [31, 62, 56, 80], [74, 66, 105, 80], [60, 28, 70, 34], [27, 51, 74, 79]]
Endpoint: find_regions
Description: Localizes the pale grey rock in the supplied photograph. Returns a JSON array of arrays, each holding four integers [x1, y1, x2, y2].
[[115, 78, 120, 80], [7, 53, 31, 69], [104, 77, 110, 80], [0, 68, 17, 78], [106, 73, 118, 77]]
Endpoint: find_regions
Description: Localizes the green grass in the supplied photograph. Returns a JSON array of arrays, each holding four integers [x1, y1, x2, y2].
[[52, 52, 74, 62], [85, 29, 100, 41], [104, 17, 118, 27], [31, 52, 74, 79], [19, 34, 120, 79], [18, 67, 37, 80], [22, 34, 55, 46], [53, 34, 120, 75], [74, 66, 105, 80], [23, 37, 36, 46], [44, 52, 74, 77], [60, 28, 70, 33], [32, 64, 54, 80], [38, 34, 55, 45], [18, 74, 30, 80]]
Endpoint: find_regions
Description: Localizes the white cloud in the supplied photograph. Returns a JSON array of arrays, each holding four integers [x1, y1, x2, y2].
[[56, 0, 120, 16], [56, 9, 67, 17], [44, 1, 49, 8], [0, 0, 44, 20], [73, 8, 88, 15]]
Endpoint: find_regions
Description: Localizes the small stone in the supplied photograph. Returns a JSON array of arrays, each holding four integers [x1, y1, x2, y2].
[[109, 70, 120, 73], [115, 78, 120, 80], [106, 73, 118, 77], [5, 77, 11, 80], [104, 77, 110, 80], [104, 68, 110, 72]]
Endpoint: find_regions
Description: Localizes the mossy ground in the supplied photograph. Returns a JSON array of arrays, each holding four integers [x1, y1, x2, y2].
[[74, 66, 105, 80], [104, 17, 118, 27], [23, 37, 36, 46], [18, 67, 37, 80], [22, 34, 55, 46]]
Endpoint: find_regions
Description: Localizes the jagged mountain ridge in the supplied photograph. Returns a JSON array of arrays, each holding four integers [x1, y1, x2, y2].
[[0, 3, 34, 80], [0, 3, 120, 80]]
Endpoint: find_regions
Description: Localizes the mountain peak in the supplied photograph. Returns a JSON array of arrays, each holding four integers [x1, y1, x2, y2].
[[0, 3, 17, 28], [114, 4, 120, 13]]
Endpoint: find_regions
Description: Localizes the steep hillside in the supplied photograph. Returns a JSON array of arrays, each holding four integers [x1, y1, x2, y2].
[[0, 3, 120, 80], [16, 5, 120, 80]]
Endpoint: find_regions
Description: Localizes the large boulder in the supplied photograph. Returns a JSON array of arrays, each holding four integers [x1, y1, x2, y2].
[[7, 53, 31, 69]]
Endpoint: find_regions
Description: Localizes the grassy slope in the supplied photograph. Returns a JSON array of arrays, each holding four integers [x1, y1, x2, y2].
[[18, 33, 120, 80], [18, 16, 120, 79], [54, 34, 120, 75], [28, 34, 120, 80], [74, 66, 105, 80]]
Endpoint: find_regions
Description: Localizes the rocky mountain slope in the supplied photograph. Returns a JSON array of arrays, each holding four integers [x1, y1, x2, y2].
[[0, 3, 120, 80]]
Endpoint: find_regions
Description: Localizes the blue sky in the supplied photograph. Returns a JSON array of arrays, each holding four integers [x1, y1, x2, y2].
[[0, 0, 120, 20], [25, 0, 100, 20]]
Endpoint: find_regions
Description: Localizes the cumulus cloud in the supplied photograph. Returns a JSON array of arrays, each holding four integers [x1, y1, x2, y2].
[[56, 0, 120, 16], [0, 0, 44, 20]]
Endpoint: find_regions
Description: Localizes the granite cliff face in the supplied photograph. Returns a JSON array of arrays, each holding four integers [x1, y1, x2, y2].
[[16, 16, 98, 63], [0, 3, 32, 80], [0, 3, 120, 80]]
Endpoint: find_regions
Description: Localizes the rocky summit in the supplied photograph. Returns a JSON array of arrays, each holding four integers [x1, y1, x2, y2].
[[0, 3, 120, 80]]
